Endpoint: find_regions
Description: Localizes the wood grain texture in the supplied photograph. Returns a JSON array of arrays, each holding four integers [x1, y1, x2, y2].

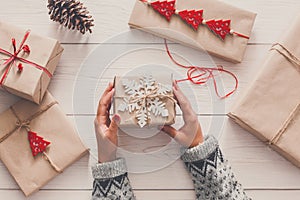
[[1, 117, 299, 191], [0, 0, 299, 44], [0, 43, 270, 114], [0, 0, 299, 199], [0, 190, 299, 200], [136, 190, 300, 200]]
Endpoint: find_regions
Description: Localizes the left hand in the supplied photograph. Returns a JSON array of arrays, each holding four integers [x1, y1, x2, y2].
[[162, 81, 204, 148], [94, 83, 121, 163]]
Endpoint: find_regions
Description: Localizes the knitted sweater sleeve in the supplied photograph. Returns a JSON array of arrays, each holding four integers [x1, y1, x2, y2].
[[181, 135, 251, 200], [91, 158, 135, 200]]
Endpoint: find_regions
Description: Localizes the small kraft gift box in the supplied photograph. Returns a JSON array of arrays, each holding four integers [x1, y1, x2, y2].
[[228, 15, 300, 168], [0, 91, 89, 196], [0, 21, 64, 104], [113, 75, 176, 128], [129, 0, 256, 63]]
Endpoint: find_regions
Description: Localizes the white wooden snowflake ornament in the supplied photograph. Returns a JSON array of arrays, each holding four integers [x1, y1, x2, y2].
[[118, 75, 172, 128]]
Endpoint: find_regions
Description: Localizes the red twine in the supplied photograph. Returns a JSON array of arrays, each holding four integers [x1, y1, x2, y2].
[[164, 39, 238, 99], [0, 30, 53, 86], [232, 31, 249, 39]]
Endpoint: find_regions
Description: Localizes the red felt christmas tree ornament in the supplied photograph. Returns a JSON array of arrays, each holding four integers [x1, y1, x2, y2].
[[140, 0, 250, 40], [206, 19, 231, 40], [28, 131, 51, 157], [178, 10, 203, 30], [150, 0, 176, 21]]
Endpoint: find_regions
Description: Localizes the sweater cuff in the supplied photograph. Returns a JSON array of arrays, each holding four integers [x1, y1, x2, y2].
[[181, 135, 219, 162], [92, 158, 127, 179]]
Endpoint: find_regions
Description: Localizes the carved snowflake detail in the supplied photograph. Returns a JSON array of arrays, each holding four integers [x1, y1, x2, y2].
[[118, 75, 172, 128]]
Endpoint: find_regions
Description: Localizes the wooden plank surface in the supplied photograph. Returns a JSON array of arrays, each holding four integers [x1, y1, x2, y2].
[[1, 117, 299, 190], [0, 43, 271, 114], [0, 190, 300, 200], [1, 0, 299, 44], [0, 0, 300, 199]]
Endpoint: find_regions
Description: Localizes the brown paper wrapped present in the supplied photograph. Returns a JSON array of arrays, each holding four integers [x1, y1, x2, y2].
[[228, 15, 300, 167], [0, 91, 89, 196], [0, 21, 64, 104], [114, 75, 176, 128], [128, 0, 256, 63]]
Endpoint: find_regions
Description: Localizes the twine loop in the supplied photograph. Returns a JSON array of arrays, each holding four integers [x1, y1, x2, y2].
[[268, 43, 300, 145], [16, 120, 31, 130]]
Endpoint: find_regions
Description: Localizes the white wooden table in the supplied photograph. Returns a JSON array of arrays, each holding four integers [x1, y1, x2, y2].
[[1, 0, 300, 199]]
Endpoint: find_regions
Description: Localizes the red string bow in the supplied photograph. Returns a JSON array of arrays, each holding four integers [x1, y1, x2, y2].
[[0, 30, 52, 86]]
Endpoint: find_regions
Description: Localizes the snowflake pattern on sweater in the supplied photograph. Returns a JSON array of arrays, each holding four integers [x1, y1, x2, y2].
[[92, 136, 250, 200]]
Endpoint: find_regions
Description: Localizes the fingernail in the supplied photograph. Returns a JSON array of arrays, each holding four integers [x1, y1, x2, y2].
[[113, 115, 121, 124], [173, 81, 178, 90]]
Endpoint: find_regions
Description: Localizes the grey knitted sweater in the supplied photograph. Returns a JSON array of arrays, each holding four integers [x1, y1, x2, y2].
[[92, 136, 250, 200]]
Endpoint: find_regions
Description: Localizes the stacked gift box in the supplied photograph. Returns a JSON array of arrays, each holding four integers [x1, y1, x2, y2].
[[0, 22, 89, 196]]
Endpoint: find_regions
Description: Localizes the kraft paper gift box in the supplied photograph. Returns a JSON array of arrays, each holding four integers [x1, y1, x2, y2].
[[128, 0, 256, 63], [0, 91, 89, 196], [0, 21, 64, 104], [228, 15, 300, 167], [114, 75, 176, 128]]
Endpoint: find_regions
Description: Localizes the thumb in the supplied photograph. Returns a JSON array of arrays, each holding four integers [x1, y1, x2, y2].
[[109, 114, 121, 133], [162, 125, 178, 138]]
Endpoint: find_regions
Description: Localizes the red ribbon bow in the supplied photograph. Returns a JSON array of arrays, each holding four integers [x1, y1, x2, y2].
[[0, 30, 53, 86]]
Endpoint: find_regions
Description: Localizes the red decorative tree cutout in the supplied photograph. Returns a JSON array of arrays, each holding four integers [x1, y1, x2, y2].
[[28, 131, 51, 157], [151, 0, 175, 21], [206, 19, 231, 40], [140, 0, 250, 40], [178, 10, 203, 30]]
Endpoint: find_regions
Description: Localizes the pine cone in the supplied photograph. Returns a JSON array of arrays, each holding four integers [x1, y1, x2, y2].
[[47, 0, 94, 34]]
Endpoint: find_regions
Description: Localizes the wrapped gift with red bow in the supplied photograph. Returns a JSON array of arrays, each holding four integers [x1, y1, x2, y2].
[[0, 92, 89, 196], [0, 21, 63, 104]]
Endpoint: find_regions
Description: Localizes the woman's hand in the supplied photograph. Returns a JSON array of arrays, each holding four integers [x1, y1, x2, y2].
[[95, 83, 121, 163], [162, 81, 204, 148]]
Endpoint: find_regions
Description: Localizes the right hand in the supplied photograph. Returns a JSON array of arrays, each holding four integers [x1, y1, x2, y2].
[[94, 83, 121, 163], [162, 81, 204, 148]]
